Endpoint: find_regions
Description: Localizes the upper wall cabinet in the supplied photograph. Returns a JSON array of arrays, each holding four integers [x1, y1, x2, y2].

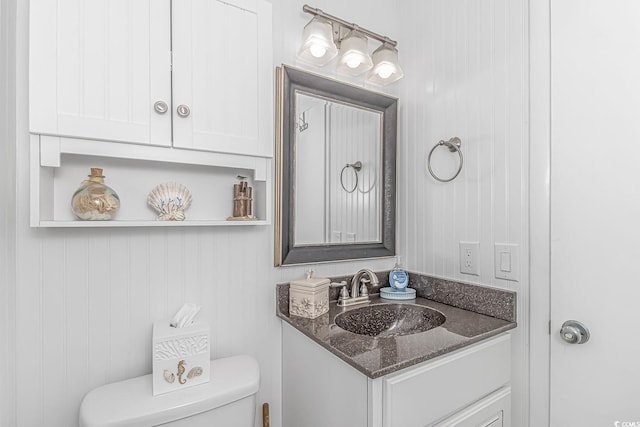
[[29, 0, 273, 158]]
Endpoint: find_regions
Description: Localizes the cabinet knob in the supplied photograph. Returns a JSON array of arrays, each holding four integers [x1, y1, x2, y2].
[[153, 101, 168, 114], [176, 104, 191, 118]]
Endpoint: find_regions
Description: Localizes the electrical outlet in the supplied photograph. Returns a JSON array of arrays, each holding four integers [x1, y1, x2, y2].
[[459, 242, 479, 276]]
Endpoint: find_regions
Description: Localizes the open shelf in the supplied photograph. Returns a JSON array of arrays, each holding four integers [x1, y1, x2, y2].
[[37, 220, 270, 228], [30, 135, 272, 228]]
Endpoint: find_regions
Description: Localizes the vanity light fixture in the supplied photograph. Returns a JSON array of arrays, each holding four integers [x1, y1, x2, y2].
[[298, 4, 403, 85], [335, 29, 373, 76], [367, 43, 404, 85], [297, 16, 338, 66]]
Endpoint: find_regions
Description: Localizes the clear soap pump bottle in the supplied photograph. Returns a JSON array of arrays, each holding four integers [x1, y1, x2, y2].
[[389, 260, 408, 291]]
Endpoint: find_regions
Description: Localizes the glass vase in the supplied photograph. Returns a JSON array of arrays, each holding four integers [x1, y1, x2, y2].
[[71, 168, 120, 220]]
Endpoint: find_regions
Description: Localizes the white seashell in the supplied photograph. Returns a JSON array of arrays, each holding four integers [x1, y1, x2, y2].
[[163, 369, 175, 383], [187, 367, 203, 379], [148, 182, 193, 221]]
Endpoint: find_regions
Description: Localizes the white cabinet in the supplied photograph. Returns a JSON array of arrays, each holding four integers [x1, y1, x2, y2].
[[172, 0, 272, 156], [282, 324, 511, 427], [29, 0, 272, 157], [29, 0, 172, 146], [28, 0, 272, 227]]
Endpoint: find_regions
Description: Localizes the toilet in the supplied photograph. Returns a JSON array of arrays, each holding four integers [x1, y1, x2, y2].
[[79, 355, 259, 427]]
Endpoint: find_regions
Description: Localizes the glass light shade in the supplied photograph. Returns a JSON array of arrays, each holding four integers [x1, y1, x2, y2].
[[336, 30, 373, 76], [297, 17, 338, 66], [367, 44, 404, 85]]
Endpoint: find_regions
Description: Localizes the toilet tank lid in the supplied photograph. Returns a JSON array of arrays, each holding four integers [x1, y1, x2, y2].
[[79, 355, 259, 427]]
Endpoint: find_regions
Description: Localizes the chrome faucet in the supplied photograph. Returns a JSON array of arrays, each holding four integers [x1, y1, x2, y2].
[[350, 269, 379, 298], [337, 269, 379, 307]]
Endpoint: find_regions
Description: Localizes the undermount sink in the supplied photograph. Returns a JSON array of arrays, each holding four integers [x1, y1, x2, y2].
[[335, 303, 446, 338]]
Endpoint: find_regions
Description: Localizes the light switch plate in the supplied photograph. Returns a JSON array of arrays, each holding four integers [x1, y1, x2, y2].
[[494, 243, 519, 281]]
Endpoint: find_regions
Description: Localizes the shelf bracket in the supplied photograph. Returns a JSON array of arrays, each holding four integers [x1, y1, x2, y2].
[[40, 135, 62, 167]]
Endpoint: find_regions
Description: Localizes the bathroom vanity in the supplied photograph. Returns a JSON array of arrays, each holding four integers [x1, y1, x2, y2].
[[277, 274, 516, 427]]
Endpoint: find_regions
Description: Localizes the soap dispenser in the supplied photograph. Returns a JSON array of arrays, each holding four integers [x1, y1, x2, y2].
[[389, 262, 409, 291], [380, 261, 416, 300]]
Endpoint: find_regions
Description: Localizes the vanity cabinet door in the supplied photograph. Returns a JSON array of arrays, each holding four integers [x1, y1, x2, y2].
[[382, 334, 511, 427], [171, 0, 272, 157], [433, 387, 511, 427], [29, 0, 172, 146]]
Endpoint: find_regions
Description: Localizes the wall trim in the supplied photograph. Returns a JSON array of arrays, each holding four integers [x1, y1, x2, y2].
[[528, 0, 551, 425]]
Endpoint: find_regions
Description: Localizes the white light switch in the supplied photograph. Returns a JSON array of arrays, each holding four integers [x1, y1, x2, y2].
[[494, 243, 519, 281], [500, 252, 511, 272]]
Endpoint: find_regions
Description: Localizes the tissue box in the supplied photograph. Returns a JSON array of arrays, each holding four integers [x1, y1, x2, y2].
[[289, 274, 330, 319], [152, 320, 210, 395]]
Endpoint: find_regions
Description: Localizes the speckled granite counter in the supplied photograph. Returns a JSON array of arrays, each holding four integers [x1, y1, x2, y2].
[[277, 273, 517, 379]]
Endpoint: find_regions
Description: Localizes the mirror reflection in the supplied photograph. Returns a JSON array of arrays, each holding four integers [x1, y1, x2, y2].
[[294, 91, 382, 246], [275, 65, 397, 266]]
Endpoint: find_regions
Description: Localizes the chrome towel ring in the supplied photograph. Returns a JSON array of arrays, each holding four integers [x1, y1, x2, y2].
[[340, 161, 362, 193], [427, 137, 463, 182]]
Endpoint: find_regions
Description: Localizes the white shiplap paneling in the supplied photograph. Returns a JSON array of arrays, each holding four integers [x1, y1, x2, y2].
[[329, 103, 381, 243], [6, 0, 532, 424], [0, 0, 17, 426], [7, 1, 400, 427], [397, 0, 529, 425]]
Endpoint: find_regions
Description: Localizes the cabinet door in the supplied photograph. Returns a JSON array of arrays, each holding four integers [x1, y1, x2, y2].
[[382, 334, 511, 427], [172, 0, 272, 157], [30, 0, 172, 146], [433, 387, 511, 427]]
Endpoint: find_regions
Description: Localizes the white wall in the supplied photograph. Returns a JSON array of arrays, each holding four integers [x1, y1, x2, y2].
[[4, 0, 399, 426], [1, 0, 18, 425], [4, 0, 532, 425], [396, 0, 529, 425], [328, 104, 381, 243], [294, 97, 327, 244]]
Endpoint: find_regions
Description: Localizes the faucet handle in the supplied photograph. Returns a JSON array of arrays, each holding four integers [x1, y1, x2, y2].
[[339, 286, 350, 299], [359, 283, 369, 296], [331, 281, 351, 300]]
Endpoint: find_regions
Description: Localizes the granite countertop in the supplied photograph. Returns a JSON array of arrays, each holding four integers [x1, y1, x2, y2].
[[276, 272, 517, 379]]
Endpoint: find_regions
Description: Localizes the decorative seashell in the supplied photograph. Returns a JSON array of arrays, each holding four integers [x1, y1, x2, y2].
[[147, 182, 193, 221], [187, 367, 203, 379], [163, 369, 175, 383]]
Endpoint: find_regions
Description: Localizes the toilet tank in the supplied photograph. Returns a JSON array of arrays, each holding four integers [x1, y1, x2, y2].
[[79, 355, 259, 427]]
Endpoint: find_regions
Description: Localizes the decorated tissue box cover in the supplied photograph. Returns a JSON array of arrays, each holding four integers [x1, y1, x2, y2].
[[289, 273, 330, 319], [152, 320, 210, 395]]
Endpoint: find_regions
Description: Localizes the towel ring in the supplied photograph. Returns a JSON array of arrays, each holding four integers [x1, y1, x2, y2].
[[340, 161, 362, 193], [427, 137, 463, 182]]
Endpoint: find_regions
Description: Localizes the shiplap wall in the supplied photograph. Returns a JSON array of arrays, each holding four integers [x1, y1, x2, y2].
[[3, 0, 532, 425], [329, 103, 381, 243], [3, 0, 398, 426], [1, 0, 18, 425], [397, 0, 529, 425]]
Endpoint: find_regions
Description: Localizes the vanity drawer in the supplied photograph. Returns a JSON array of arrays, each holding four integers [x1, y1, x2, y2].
[[382, 333, 511, 427], [434, 386, 511, 427]]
